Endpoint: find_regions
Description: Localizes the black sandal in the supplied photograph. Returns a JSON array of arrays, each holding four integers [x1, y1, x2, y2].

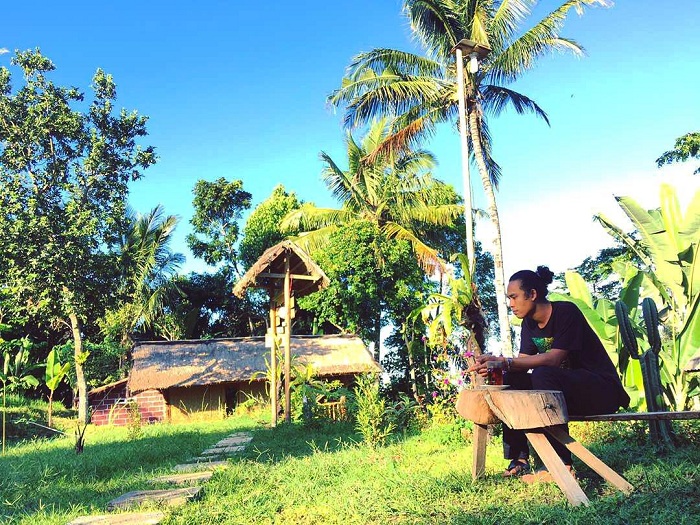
[[503, 459, 530, 477]]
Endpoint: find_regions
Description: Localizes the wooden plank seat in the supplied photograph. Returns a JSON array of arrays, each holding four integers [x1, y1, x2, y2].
[[569, 411, 700, 422]]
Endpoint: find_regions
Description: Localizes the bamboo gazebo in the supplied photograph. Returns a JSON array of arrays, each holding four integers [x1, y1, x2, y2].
[[233, 240, 329, 425]]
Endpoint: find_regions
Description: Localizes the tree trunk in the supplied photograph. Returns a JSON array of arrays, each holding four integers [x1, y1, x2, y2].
[[468, 109, 513, 355], [69, 312, 89, 423]]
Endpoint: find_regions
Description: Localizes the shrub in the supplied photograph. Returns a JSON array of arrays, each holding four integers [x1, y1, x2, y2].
[[353, 373, 394, 448]]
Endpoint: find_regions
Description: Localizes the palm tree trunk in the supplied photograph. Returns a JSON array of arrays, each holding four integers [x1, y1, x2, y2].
[[468, 110, 513, 355], [69, 312, 89, 423]]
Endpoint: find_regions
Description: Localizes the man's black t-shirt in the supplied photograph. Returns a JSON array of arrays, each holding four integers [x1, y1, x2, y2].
[[520, 301, 630, 408]]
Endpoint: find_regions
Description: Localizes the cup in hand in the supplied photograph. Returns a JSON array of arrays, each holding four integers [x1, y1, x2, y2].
[[486, 360, 504, 386]]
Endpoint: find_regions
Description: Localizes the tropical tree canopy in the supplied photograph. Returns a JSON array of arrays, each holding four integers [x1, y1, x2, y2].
[[281, 118, 463, 272], [0, 49, 156, 421], [328, 0, 610, 354], [656, 131, 700, 175]]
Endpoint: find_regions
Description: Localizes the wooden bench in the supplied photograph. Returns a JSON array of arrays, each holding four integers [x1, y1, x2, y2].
[[569, 411, 700, 422], [456, 388, 634, 507]]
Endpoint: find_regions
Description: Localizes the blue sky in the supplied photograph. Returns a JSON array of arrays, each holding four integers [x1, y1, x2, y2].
[[3, 1, 699, 278]]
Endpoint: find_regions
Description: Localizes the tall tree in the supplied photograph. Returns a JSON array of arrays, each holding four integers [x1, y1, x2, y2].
[[281, 118, 463, 272], [239, 185, 302, 271], [329, 0, 609, 353], [299, 220, 428, 358], [103, 205, 184, 345], [186, 177, 252, 274], [0, 50, 156, 422]]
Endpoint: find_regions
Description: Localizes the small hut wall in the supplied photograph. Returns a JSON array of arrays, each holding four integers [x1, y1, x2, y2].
[[166, 381, 267, 423], [89, 384, 166, 426]]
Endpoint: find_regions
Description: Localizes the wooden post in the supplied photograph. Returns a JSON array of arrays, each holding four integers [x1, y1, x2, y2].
[[284, 255, 292, 423], [546, 426, 634, 494], [269, 305, 278, 428], [524, 430, 590, 507], [471, 423, 488, 479]]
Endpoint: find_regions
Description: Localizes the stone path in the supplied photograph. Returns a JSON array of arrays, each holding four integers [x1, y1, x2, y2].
[[68, 431, 253, 525]]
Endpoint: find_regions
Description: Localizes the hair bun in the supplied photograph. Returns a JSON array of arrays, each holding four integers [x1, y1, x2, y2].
[[536, 265, 554, 285]]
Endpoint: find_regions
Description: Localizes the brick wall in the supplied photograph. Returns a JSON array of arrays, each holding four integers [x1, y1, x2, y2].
[[89, 385, 166, 426]]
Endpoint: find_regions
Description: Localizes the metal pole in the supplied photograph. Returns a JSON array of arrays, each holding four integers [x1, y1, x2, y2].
[[284, 255, 292, 423], [269, 304, 278, 427], [455, 46, 475, 274]]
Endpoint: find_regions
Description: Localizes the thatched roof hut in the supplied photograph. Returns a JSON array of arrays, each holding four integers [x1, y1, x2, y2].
[[128, 334, 380, 393]]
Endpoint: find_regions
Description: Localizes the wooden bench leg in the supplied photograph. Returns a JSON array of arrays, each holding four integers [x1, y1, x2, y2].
[[525, 431, 590, 507], [471, 423, 488, 479], [545, 425, 634, 494]]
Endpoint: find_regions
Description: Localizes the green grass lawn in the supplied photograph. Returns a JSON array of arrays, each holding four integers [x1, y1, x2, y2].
[[1, 406, 699, 525]]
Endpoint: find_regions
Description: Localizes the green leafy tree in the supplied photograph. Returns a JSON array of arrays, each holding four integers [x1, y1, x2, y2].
[[329, 0, 610, 353], [656, 132, 700, 175], [167, 271, 265, 338], [239, 185, 302, 271], [299, 220, 427, 357], [186, 177, 252, 273], [0, 50, 156, 422]]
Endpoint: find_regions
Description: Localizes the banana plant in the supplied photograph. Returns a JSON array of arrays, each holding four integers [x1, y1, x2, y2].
[[1, 338, 40, 455], [45, 348, 72, 428], [550, 266, 647, 408], [595, 183, 700, 409]]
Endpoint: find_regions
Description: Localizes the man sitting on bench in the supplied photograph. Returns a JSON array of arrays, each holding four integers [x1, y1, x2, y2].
[[469, 265, 630, 481]]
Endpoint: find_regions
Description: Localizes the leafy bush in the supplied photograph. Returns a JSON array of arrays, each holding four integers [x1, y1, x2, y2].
[[353, 373, 394, 448]]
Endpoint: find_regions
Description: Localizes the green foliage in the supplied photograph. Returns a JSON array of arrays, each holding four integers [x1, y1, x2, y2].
[[595, 184, 700, 409], [1, 338, 41, 395], [126, 400, 142, 441], [0, 49, 156, 422], [239, 185, 302, 270], [353, 373, 394, 448], [299, 220, 426, 353], [54, 340, 126, 390], [186, 177, 251, 269], [103, 205, 184, 343], [656, 131, 700, 174], [44, 348, 71, 428]]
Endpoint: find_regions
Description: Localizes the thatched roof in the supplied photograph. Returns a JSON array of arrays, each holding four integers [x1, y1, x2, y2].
[[88, 378, 128, 397], [232, 240, 329, 299], [128, 334, 380, 393]]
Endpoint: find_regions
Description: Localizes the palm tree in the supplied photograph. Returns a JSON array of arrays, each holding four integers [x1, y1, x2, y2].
[[329, 0, 609, 353], [281, 118, 463, 272], [106, 205, 184, 344]]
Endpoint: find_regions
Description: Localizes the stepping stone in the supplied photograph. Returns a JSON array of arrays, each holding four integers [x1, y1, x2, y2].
[[215, 438, 251, 446], [218, 435, 252, 443], [150, 471, 214, 485], [172, 460, 229, 472], [68, 511, 165, 524], [106, 487, 202, 511], [201, 445, 245, 455]]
